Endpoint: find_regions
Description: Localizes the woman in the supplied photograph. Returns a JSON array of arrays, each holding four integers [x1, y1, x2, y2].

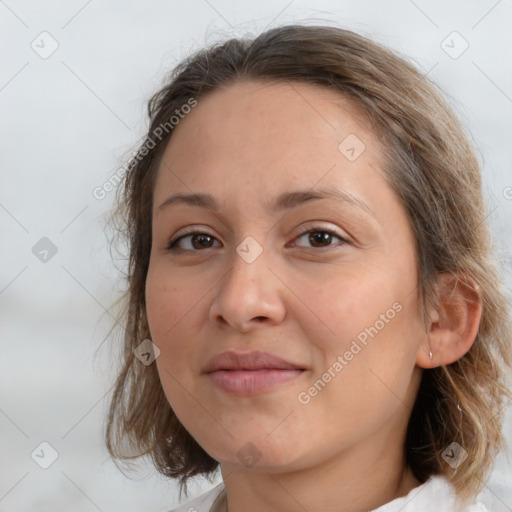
[[105, 25, 511, 511]]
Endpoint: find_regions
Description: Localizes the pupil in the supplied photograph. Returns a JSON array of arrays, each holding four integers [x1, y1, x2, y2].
[[192, 234, 212, 249], [309, 231, 331, 247]]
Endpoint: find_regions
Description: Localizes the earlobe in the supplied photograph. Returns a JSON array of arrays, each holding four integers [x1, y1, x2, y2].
[[416, 272, 482, 369]]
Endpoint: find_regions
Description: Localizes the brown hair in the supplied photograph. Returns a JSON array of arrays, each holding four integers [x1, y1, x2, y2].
[[104, 24, 512, 501]]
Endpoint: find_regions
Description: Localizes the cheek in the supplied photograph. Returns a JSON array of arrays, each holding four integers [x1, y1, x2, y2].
[[146, 262, 201, 341], [292, 261, 421, 396], [146, 266, 206, 414], [145, 264, 207, 393], [291, 263, 401, 347]]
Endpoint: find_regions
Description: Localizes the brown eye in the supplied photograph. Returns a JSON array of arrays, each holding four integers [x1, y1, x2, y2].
[[294, 229, 346, 249], [168, 232, 221, 251], [190, 234, 215, 249], [309, 231, 333, 247]]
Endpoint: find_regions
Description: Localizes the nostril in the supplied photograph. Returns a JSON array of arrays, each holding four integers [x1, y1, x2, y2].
[[216, 314, 229, 325]]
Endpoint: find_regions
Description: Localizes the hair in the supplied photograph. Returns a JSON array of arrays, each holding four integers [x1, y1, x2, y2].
[[104, 24, 512, 502]]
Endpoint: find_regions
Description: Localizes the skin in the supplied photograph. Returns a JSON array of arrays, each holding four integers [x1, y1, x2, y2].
[[145, 80, 481, 512]]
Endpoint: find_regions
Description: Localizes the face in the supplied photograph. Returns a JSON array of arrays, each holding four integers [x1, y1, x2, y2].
[[146, 80, 426, 474]]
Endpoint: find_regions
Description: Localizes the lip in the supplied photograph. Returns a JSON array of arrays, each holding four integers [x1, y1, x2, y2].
[[203, 350, 305, 372], [203, 351, 306, 395], [208, 369, 304, 395]]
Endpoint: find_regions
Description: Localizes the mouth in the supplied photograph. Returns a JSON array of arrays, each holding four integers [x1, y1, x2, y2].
[[207, 368, 305, 395], [203, 350, 307, 395]]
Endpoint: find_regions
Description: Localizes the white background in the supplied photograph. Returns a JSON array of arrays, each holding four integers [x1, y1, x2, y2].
[[1, 0, 511, 510]]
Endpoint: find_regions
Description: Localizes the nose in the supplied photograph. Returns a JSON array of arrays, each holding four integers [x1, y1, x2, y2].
[[208, 246, 286, 332]]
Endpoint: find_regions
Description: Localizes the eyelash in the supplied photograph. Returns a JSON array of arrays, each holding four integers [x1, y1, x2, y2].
[[166, 226, 349, 253]]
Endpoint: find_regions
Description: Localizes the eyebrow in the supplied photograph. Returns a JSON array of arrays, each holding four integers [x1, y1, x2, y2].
[[156, 187, 375, 218]]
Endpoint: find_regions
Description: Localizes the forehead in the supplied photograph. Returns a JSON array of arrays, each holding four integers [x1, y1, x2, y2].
[[154, 80, 386, 204]]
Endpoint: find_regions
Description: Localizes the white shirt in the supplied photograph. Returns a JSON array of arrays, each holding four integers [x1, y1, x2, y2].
[[165, 475, 488, 512]]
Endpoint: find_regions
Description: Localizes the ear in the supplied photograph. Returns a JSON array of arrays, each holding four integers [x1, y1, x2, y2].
[[416, 272, 482, 369]]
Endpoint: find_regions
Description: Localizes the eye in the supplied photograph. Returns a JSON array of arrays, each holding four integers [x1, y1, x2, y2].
[[167, 232, 221, 252], [292, 228, 347, 249], [166, 227, 348, 253]]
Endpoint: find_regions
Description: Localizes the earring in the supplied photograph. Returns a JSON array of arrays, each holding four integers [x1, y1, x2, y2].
[[429, 349, 433, 360]]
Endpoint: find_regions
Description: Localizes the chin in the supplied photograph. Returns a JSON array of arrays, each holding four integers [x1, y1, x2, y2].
[[207, 436, 306, 472]]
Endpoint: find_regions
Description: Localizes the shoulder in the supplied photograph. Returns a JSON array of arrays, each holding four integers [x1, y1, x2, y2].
[[164, 482, 225, 512], [372, 476, 488, 512]]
